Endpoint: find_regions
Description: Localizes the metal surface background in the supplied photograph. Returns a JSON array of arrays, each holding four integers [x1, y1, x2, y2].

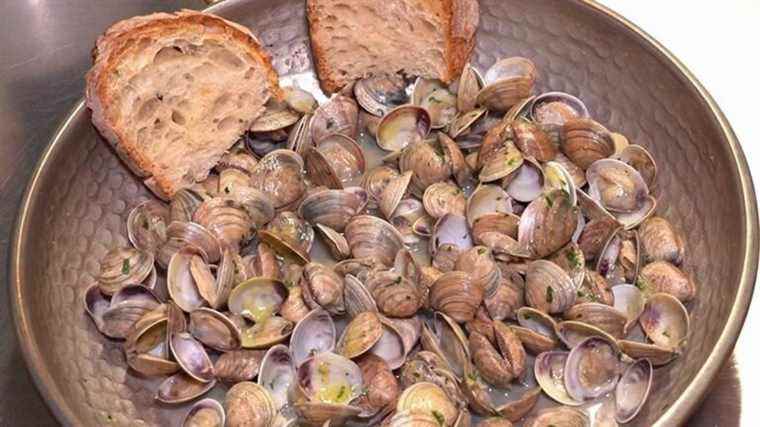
[[0, 0, 756, 426]]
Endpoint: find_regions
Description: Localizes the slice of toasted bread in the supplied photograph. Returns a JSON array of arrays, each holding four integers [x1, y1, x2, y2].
[[306, 0, 479, 94], [86, 10, 281, 199]]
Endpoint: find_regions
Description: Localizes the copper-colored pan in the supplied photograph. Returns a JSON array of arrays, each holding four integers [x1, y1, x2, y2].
[[10, 0, 757, 425]]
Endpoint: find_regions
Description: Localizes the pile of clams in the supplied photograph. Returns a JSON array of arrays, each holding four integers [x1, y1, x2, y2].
[[85, 57, 696, 427]]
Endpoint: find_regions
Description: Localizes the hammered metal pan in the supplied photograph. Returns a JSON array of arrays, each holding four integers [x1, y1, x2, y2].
[[10, 0, 758, 425]]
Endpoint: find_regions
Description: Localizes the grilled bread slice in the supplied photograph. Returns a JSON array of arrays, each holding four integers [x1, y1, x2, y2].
[[306, 0, 479, 94], [86, 10, 281, 199]]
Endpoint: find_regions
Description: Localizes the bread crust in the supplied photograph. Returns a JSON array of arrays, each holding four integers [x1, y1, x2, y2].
[[306, 0, 479, 93], [85, 10, 281, 199]]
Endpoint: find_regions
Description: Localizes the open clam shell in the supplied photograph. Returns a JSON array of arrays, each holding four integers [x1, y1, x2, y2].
[[505, 158, 545, 203], [431, 213, 473, 255], [258, 344, 296, 410], [556, 320, 617, 349], [362, 165, 400, 207], [182, 398, 225, 427], [127, 200, 170, 256], [524, 407, 589, 427], [534, 351, 582, 406], [290, 308, 336, 367], [495, 386, 542, 423], [337, 311, 384, 359], [251, 99, 301, 133], [513, 117, 557, 162], [316, 224, 351, 260], [614, 144, 657, 189], [227, 277, 288, 323], [368, 317, 408, 370], [380, 171, 413, 220], [479, 140, 524, 183], [298, 187, 368, 232], [543, 161, 578, 206], [310, 94, 359, 143], [586, 159, 649, 214], [156, 372, 216, 404], [639, 216, 685, 265], [306, 134, 366, 189], [615, 358, 653, 423], [399, 140, 453, 196], [250, 149, 306, 209], [259, 211, 314, 265], [576, 270, 612, 306], [466, 185, 513, 227], [366, 271, 423, 318], [98, 247, 155, 296], [214, 349, 265, 383], [168, 249, 207, 313], [564, 302, 628, 339], [449, 107, 487, 140], [457, 63, 484, 113], [611, 284, 645, 332], [377, 105, 432, 152], [225, 382, 277, 427], [423, 181, 467, 219], [302, 262, 346, 315], [477, 57, 537, 112], [564, 336, 621, 401], [518, 189, 578, 258], [639, 292, 690, 351], [170, 332, 215, 383], [188, 308, 241, 352], [397, 382, 459, 427], [530, 92, 589, 128], [297, 352, 363, 405], [354, 73, 408, 117], [616, 340, 678, 366]]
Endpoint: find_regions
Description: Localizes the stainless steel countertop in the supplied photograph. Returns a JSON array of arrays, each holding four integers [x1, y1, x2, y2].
[[0, 1, 748, 426]]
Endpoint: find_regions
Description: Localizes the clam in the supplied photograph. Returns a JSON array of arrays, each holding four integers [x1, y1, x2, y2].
[[387, 315, 423, 356], [377, 105, 432, 152], [302, 262, 346, 315], [98, 247, 155, 296], [560, 118, 614, 170], [287, 113, 314, 155], [533, 351, 582, 406], [310, 94, 359, 143], [611, 284, 645, 332], [239, 315, 293, 351], [397, 382, 459, 427], [435, 137, 472, 187], [168, 249, 208, 313], [228, 277, 288, 323], [430, 271, 484, 322], [555, 321, 617, 350], [316, 224, 351, 260], [189, 249, 235, 309], [171, 188, 210, 223], [284, 86, 318, 114], [423, 181, 467, 219], [576, 269, 614, 307], [617, 340, 678, 366], [413, 78, 457, 129], [586, 159, 649, 214], [251, 99, 301, 133], [549, 242, 585, 290], [564, 303, 628, 339], [449, 107, 488, 140], [293, 401, 361, 427], [298, 187, 368, 232], [368, 317, 408, 370], [515, 307, 560, 353], [614, 144, 657, 189], [615, 358, 653, 423], [290, 308, 336, 367], [170, 332, 215, 382], [399, 140, 453, 196], [399, 352, 465, 404], [306, 134, 366, 188], [226, 187, 276, 229], [248, 242, 281, 280], [214, 349, 265, 383], [615, 197, 655, 244], [100, 285, 162, 339], [354, 73, 408, 116], [258, 344, 296, 410], [466, 185, 513, 227], [422, 312, 470, 378], [638, 216, 685, 265], [457, 64, 484, 113], [387, 410, 440, 427], [477, 57, 537, 112], [483, 276, 523, 321], [455, 246, 501, 294], [182, 398, 225, 427], [250, 149, 306, 209], [637, 261, 696, 303], [345, 215, 405, 267], [225, 382, 277, 427], [259, 211, 314, 264], [366, 271, 423, 318], [343, 274, 378, 317], [362, 165, 400, 207], [504, 159, 544, 204], [495, 387, 542, 423], [639, 293, 690, 351], [523, 407, 589, 427], [158, 221, 222, 267], [578, 217, 620, 262], [564, 336, 621, 401], [530, 92, 589, 129], [123, 305, 179, 376], [518, 189, 579, 258], [380, 171, 413, 220], [356, 354, 400, 418], [337, 311, 384, 359], [127, 200, 169, 256], [83, 284, 110, 335], [524, 260, 576, 314], [431, 213, 473, 255], [393, 201, 426, 245], [543, 161, 578, 206], [296, 352, 364, 405], [189, 308, 242, 352], [512, 118, 557, 161], [156, 372, 217, 404], [469, 322, 526, 388], [479, 140, 524, 183]]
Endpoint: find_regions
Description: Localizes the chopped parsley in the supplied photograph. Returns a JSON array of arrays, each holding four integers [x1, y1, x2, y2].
[[121, 259, 130, 275], [546, 286, 555, 303], [336, 385, 347, 401], [544, 194, 554, 208], [477, 248, 487, 255], [432, 410, 445, 426], [566, 250, 581, 269], [635, 276, 649, 292], [662, 330, 671, 338]]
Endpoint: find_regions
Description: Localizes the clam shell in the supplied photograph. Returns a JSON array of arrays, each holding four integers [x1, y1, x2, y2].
[[250, 149, 306, 209], [611, 284, 645, 332], [170, 332, 215, 383], [356, 354, 400, 418], [524, 260, 576, 314], [224, 382, 276, 427], [343, 274, 378, 318], [466, 185, 513, 227], [533, 351, 582, 406], [251, 99, 300, 132], [495, 386, 542, 423], [614, 144, 657, 189], [127, 200, 170, 256], [337, 311, 384, 358], [564, 336, 621, 401], [413, 78, 457, 129], [290, 308, 336, 367], [297, 352, 363, 404], [399, 140, 453, 196], [380, 171, 413, 219], [302, 262, 346, 315], [316, 224, 351, 260], [430, 271, 484, 323], [479, 141, 524, 183], [377, 105, 432, 152], [366, 271, 423, 318], [369, 317, 408, 370], [182, 398, 225, 427], [638, 261, 696, 303], [423, 182, 467, 219], [214, 349, 265, 383], [284, 86, 318, 114], [156, 372, 216, 404], [168, 249, 207, 313], [639, 292, 690, 351], [615, 358, 653, 423], [530, 92, 589, 128], [258, 344, 295, 410], [564, 302, 628, 339], [560, 117, 614, 170], [523, 407, 589, 427], [362, 165, 400, 207], [227, 277, 288, 323], [477, 57, 537, 112], [457, 63, 483, 113], [345, 215, 405, 267], [639, 216, 685, 265], [397, 382, 459, 427], [555, 320, 617, 349], [518, 189, 579, 258], [299, 187, 368, 232], [586, 159, 649, 214], [354, 73, 408, 117], [505, 159, 544, 203], [616, 340, 678, 366], [98, 247, 155, 296], [189, 308, 242, 352], [431, 213, 473, 254], [310, 94, 359, 143], [576, 270, 614, 305], [512, 118, 557, 162]]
